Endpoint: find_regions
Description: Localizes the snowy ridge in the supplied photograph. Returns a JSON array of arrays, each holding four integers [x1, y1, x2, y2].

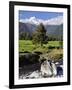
[[19, 16, 63, 25]]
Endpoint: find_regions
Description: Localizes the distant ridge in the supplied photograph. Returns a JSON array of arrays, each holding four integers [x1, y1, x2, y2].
[[19, 16, 63, 38]]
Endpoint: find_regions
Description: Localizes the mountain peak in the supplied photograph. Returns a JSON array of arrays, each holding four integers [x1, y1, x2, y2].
[[20, 16, 63, 25], [29, 16, 36, 20]]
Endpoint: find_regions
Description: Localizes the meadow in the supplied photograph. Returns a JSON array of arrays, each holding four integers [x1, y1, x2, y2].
[[19, 40, 63, 61], [19, 40, 60, 52]]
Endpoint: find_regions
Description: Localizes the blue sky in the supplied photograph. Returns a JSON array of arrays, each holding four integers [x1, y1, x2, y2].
[[19, 10, 63, 20]]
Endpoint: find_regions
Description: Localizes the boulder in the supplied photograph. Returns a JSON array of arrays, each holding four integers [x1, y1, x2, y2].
[[40, 60, 52, 77], [51, 62, 57, 76]]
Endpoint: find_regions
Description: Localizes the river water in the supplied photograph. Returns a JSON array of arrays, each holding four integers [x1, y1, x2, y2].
[[19, 53, 63, 79], [19, 62, 63, 79]]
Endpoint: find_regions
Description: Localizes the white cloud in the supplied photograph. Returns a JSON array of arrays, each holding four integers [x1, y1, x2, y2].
[[19, 16, 63, 25], [45, 16, 63, 25]]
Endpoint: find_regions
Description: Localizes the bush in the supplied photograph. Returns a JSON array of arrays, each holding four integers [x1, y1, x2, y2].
[[47, 49, 63, 61], [51, 53, 63, 60]]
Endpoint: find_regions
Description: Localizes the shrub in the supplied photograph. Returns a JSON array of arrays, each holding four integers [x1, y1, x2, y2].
[[46, 49, 63, 61]]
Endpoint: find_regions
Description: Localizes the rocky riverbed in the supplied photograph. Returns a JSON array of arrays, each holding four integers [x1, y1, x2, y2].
[[19, 52, 63, 79]]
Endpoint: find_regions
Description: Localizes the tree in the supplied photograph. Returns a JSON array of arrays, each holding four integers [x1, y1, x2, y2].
[[19, 32, 32, 40], [32, 23, 48, 46]]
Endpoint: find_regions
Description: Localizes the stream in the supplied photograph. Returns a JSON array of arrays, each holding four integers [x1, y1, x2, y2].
[[19, 52, 63, 79]]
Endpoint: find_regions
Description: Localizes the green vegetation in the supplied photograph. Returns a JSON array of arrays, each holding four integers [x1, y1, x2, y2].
[[19, 40, 61, 52], [32, 23, 48, 46], [19, 40, 35, 52], [45, 49, 63, 61], [19, 32, 32, 40], [19, 23, 63, 62], [19, 40, 63, 61]]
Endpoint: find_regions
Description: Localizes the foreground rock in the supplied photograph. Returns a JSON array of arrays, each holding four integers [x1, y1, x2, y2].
[[41, 60, 52, 77], [19, 59, 63, 79]]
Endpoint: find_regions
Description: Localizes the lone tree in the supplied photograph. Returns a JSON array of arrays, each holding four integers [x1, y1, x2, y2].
[[32, 23, 48, 46]]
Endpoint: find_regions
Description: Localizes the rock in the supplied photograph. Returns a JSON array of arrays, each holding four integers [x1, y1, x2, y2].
[[26, 70, 41, 79], [51, 61, 57, 77], [55, 59, 63, 65], [40, 60, 52, 77], [58, 59, 63, 65]]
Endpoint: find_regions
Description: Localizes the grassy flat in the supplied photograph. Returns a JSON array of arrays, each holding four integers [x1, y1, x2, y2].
[[19, 40, 60, 52]]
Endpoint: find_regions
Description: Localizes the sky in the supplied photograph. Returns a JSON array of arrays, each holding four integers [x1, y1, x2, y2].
[[19, 10, 63, 20]]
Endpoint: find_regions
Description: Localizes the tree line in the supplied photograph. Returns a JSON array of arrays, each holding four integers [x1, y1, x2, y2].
[[19, 23, 63, 46]]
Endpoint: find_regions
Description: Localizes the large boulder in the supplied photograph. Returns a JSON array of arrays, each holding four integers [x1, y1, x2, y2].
[[40, 60, 57, 77], [40, 60, 53, 77]]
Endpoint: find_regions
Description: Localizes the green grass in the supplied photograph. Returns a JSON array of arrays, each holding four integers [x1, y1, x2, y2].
[[47, 41, 60, 46], [19, 40, 35, 52], [43, 41, 60, 47], [19, 40, 61, 53], [19, 40, 63, 61]]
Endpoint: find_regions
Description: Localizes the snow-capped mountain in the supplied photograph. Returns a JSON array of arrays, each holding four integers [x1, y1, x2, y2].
[[19, 16, 63, 25], [19, 16, 63, 39]]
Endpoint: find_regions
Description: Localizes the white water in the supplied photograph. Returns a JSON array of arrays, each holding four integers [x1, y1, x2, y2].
[[19, 60, 63, 79]]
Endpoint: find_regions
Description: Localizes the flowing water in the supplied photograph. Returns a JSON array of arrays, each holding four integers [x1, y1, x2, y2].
[[19, 61, 63, 79]]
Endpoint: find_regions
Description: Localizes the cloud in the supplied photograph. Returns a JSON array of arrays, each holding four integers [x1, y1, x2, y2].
[[45, 16, 63, 25], [19, 16, 63, 25]]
